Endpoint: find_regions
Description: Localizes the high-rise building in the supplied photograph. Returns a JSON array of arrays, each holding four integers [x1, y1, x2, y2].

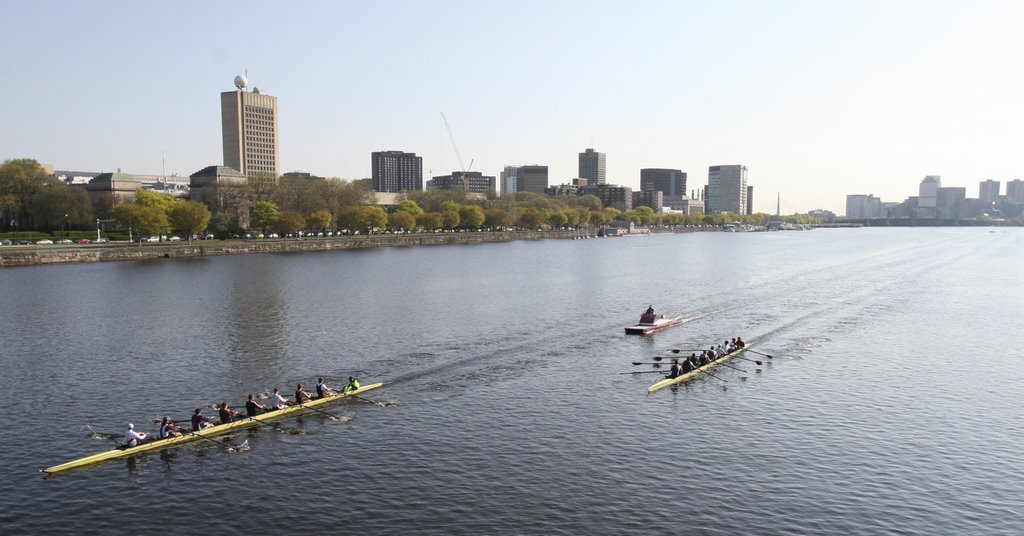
[[1008, 179, 1024, 203], [707, 165, 748, 214], [517, 165, 549, 193], [936, 187, 966, 220], [747, 185, 754, 215], [579, 148, 606, 186], [639, 169, 686, 198], [979, 180, 1000, 203], [372, 151, 423, 192], [919, 176, 941, 208], [221, 75, 279, 177], [581, 184, 632, 211], [500, 166, 519, 196], [845, 194, 883, 218]]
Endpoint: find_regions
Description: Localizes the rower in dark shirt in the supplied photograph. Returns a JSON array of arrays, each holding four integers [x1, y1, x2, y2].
[[218, 402, 240, 424], [245, 394, 265, 416], [295, 383, 313, 404]]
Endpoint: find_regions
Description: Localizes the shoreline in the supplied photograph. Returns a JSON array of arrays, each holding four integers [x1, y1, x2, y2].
[[0, 229, 709, 268]]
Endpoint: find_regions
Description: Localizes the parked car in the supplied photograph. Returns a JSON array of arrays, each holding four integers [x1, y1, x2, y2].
[[0, 239, 11, 246], [267, 233, 279, 238], [76, 238, 91, 244], [17, 240, 31, 245], [56, 238, 73, 245], [36, 239, 54, 245], [93, 238, 108, 243], [168, 236, 181, 241]]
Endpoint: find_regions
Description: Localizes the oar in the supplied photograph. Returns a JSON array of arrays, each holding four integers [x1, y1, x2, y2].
[[716, 362, 748, 373], [693, 367, 727, 382], [745, 348, 773, 358], [632, 361, 665, 366], [733, 355, 763, 366], [188, 431, 240, 452], [243, 415, 300, 434], [294, 402, 341, 421], [669, 349, 703, 354], [618, 370, 667, 375]]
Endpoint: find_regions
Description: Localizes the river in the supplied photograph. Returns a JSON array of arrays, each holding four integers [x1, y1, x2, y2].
[[0, 228, 1021, 535]]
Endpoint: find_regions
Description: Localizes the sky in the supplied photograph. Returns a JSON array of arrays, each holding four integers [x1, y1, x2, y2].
[[2, 0, 1022, 214]]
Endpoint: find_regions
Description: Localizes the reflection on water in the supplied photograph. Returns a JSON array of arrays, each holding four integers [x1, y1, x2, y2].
[[225, 257, 289, 384]]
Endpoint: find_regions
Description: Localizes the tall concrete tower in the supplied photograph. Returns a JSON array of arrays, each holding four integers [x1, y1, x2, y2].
[[578, 148, 606, 186], [221, 75, 279, 178]]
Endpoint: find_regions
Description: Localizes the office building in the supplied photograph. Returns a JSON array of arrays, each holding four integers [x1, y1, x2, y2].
[[517, 165, 549, 193], [581, 184, 632, 211], [979, 180, 1000, 203], [919, 176, 941, 208], [579, 148, 606, 186], [936, 187, 966, 220], [639, 169, 686, 198], [372, 151, 423, 192], [221, 75, 279, 177], [633, 190, 664, 213], [500, 166, 519, 196], [845, 194, 883, 219], [707, 165, 748, 214], [1008, 179, 1024, 203], [427, 171, 495, 194], [747, 185, 754, 215]]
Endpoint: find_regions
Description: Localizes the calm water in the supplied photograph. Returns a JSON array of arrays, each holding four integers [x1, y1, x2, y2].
[[1, 228, 1021, 535]]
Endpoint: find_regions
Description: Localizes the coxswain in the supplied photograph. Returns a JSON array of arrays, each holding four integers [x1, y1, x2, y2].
[[268, 387, 289, 410], [295, 383, 313, 404], [246, 394, 265, 416], [341, 376, 361, 394], [124, 423, 147, 447], [315, 377, 334, 399], [159, 417, 181, 439], [218, 402, 240, 424], [191, 408, 215, 431]]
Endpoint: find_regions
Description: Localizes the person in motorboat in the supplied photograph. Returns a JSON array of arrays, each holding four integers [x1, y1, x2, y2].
[[191, 408, 215, 431], [295, 383, 313, 404], [159, 417, 182, 439], [246, 394, 266, 416], [341, 376, 361, 394], [218, 402, 240, 424], [639, 305, 660, 324], [124, 423, 147, 447], [316, 377, 335, 399], [268, 387, 289, 410]]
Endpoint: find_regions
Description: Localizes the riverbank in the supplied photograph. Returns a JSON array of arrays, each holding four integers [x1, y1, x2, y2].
[[1, 229, 709, 268]]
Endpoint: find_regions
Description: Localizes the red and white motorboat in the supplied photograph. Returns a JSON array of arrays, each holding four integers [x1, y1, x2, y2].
[[624, 313, 685, 335]]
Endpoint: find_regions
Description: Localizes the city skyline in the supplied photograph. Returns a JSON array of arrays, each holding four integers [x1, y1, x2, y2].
[[2, 2, 1022, 215]]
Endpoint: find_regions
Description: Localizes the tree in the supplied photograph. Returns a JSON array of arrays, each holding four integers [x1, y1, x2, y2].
[[518, 207, 546, 229], [388, 210, 416, 232], [250, 201, 280, 235], [484, 208, 513, 229], [416, 212, 444, 230], [307, 209, 332, 235], [546, 209, 568, 228], [169, 201, 212, 243], [441, 209, 460, 230], [275, 211, 307, 236], [458, 205, 485, 229], [112, 204, 168, 242], [395, 199, 424, 216], [339, 205, 388, 233], [136, 190, 178, 216], [209, 211, 241, 239]]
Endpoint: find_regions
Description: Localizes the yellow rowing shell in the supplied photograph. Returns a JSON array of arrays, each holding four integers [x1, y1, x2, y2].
[[647, 348, 749, 393], [43, 382, 383, 474]]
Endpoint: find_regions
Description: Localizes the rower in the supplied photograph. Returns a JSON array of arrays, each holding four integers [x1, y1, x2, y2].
[[315, 377, 334, 399], [341, 376, 361, 394], [159, 417, 182, 439], [698, 352, 709, 366], [668, 360, 683, 379], [735, 336, 745, 348], [218, 402, 240, 424], [245, 394, 265, 416], [124, 423, 147, 447], [191, 408, 215, 431], [268, 387, 289, 410], [295, 383, 313, 404], [682, 355, 695, 373]]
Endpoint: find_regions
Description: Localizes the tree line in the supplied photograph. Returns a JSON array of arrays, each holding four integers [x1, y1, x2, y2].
[[1, 158, 825, 239]]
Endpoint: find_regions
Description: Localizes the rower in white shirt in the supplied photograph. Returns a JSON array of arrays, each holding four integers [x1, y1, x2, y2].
[[268, 387, 290, 410], [124, 423, 147, 447]]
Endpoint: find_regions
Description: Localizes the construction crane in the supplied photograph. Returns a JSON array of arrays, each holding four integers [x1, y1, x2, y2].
[[441, 112, 472, 172]]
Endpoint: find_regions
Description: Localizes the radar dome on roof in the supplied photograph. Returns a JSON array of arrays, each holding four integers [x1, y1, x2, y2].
[[233, 75, 248, 89]]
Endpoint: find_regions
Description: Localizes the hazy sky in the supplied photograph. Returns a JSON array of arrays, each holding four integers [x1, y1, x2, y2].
[[3, 1, 1021, 214]]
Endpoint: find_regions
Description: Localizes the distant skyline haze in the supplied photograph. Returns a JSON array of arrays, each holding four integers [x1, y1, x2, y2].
[[2, 1, 1021, 214]]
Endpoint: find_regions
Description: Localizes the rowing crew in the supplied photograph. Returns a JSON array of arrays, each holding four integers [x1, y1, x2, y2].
[[667, 337, 745, 378], [121, 376, 361, 447]]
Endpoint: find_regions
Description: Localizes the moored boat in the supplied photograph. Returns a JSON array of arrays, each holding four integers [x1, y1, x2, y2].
[[43, 382, 383, 475], [625, 315, 685, 335], [647, 347, 749, 393]]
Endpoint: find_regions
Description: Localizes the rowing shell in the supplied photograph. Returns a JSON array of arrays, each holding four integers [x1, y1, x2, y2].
[[647, 347, 749, 393], [43, 382, 383, 475]]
